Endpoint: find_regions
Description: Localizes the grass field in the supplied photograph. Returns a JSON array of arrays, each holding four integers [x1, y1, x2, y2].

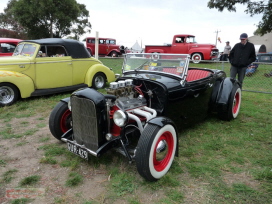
[[0, 58, 271, 204]]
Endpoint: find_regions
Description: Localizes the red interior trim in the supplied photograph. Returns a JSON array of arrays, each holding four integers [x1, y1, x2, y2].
[[162, 68, 211, 82], [186, 69, 211, 82]]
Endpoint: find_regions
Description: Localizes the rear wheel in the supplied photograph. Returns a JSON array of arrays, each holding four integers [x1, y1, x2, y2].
[[191, 53, 202, 63], [92, 72, 106, 89], [135, 124, 177, 181], [0, 83, 19, 107], [49, 101, 71, 140], [218, 84, 241, 121]]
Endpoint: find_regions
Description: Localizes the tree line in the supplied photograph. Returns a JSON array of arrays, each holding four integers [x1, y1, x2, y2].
[[0, 0, 271, 40], [0, 0, 91, 39]]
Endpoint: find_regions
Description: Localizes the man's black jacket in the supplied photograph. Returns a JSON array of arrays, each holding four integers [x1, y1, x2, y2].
[[229, 41, 256, 68]]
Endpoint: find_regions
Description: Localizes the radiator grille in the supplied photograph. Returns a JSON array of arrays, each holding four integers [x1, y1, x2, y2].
[[71, 96, 99, 151]]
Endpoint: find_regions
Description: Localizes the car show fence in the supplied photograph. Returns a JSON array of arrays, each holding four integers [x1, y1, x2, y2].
[[191, 60, 272, 94], [101, 56, 272, 94]]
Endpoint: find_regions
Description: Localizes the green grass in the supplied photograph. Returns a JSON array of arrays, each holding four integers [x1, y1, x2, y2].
[[65, 172, 83, 187], [10, 198, 34, 204], [20, 175, 41, 186], [0, 58, 271, 203], [1, 169, 18, 183]]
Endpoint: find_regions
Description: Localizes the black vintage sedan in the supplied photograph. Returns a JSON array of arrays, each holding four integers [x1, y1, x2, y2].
[[49, 53, 241, 181]]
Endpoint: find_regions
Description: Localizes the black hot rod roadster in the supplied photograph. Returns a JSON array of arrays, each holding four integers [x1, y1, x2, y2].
[[49, 53, 241, 181]]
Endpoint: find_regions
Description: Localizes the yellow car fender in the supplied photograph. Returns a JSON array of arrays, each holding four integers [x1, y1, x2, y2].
[[84, 64, 115, 87], [0, 71, 34, 98]]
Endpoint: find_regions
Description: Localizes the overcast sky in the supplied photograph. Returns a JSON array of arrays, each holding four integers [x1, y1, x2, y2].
[[0, 0, 263, 51]]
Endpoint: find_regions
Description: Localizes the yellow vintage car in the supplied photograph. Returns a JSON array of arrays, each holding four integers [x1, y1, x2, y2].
[[0, 38, 116, 106]]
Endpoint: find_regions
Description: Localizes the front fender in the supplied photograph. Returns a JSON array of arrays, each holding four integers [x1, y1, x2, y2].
[[216, 77, 240, 105], [60, 97, 70, 104], [106, 49, 121, 56], [0, 71, 34, 98], [84, 64, 115, 87], [147, 116, 178, 157]]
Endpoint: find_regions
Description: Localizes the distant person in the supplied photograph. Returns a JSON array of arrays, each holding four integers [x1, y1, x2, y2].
[[229, 33, 256, 87], [246, 58, 259, 76], [222, 41, 231, 61]]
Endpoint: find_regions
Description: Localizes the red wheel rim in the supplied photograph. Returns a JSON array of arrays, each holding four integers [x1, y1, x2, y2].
[[153, 131, 174, 172], [233, 90, 240, 114], [60, 109, 71, 133]]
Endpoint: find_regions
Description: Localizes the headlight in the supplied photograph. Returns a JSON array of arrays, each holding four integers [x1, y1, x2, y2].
[[113, 110, 128, 127]]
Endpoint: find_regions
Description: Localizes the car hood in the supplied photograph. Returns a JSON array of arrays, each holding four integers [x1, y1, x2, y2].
[[123, 71, 181, 89], [0, 56, 31, 71]]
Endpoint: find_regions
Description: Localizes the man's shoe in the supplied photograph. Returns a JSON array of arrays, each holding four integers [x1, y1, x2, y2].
[[264, 73, 271, 77], [246, 73, 252, 77]]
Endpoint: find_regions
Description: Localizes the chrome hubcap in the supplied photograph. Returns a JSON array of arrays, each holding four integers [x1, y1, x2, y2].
[[156, 140, 168, 161], [95, 76, 104, 88], [0, 86, 14, 104]]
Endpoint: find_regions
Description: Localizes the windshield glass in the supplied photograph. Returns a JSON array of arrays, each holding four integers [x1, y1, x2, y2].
[[123, 53, 190, 79], [13, 43, 38, 57]]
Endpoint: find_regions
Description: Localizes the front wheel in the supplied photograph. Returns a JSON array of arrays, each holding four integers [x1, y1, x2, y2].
[[0, 83, 19, 107], [191, 53, 202, 63], [111, 51, 118, 57], [135, 124, 177, 181], [218, 84, 241, 121], [49, 101, 71, 140], [92, 72, 106, 89]]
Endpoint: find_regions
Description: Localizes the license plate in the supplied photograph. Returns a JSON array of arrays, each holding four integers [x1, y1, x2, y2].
[[67, 141, 88, 160]]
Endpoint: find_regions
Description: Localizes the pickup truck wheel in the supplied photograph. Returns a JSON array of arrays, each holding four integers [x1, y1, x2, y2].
[[218, 83, 241, 121], [49, 101, 71, 140], [191, 53, 202, 63], [111, 51, 118, 57], [0, 83, 19, 107], [92, 72, 106, 89], [135, 124, 177, 181]]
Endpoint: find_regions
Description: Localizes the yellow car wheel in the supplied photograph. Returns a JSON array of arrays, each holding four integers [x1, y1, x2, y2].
[[92, 73, 106, 89], [0, 83, 19, 107]]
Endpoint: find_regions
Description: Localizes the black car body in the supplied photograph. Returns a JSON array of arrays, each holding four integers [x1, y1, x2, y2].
[[49, 53, 242, 181]]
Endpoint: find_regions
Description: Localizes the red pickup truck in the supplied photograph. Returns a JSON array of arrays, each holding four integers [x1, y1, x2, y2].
[[145, 34, 219, 63], [82, 37, 125, 57]]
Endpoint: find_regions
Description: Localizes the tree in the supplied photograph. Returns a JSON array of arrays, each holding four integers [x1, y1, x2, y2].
[[0, 0, 28, 39], [0, 0, 91, 39], [207, 0, 272, 36]]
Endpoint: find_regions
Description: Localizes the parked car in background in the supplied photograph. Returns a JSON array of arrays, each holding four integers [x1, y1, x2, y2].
[[0, 38, 116, 106], [145, 34, 219, 63], [82, 37, 125, 57], [257, 53, 272, 63], [49, 53, 241, 181], [0, 38, 22, 57]]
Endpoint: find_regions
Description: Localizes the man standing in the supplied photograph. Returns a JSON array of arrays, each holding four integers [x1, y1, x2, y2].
[[223, 41, 231, 61], [229, 33, 256, 87]]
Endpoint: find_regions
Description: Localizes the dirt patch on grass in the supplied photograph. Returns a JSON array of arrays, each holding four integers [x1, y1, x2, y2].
[[223, 171, 261, 190]]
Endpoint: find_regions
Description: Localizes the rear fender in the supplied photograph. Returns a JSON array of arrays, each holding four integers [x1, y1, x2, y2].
[[147, 116, 179, 157], [216, 77, 240, 105], [146, 49, 164, 53], [84, 64, 115, 86], [0, 71, 34, 98]]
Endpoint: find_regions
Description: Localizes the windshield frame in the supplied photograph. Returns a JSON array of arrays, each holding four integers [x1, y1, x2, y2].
[[122, 53, 190, 81], [13, 42, 38, 57]]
